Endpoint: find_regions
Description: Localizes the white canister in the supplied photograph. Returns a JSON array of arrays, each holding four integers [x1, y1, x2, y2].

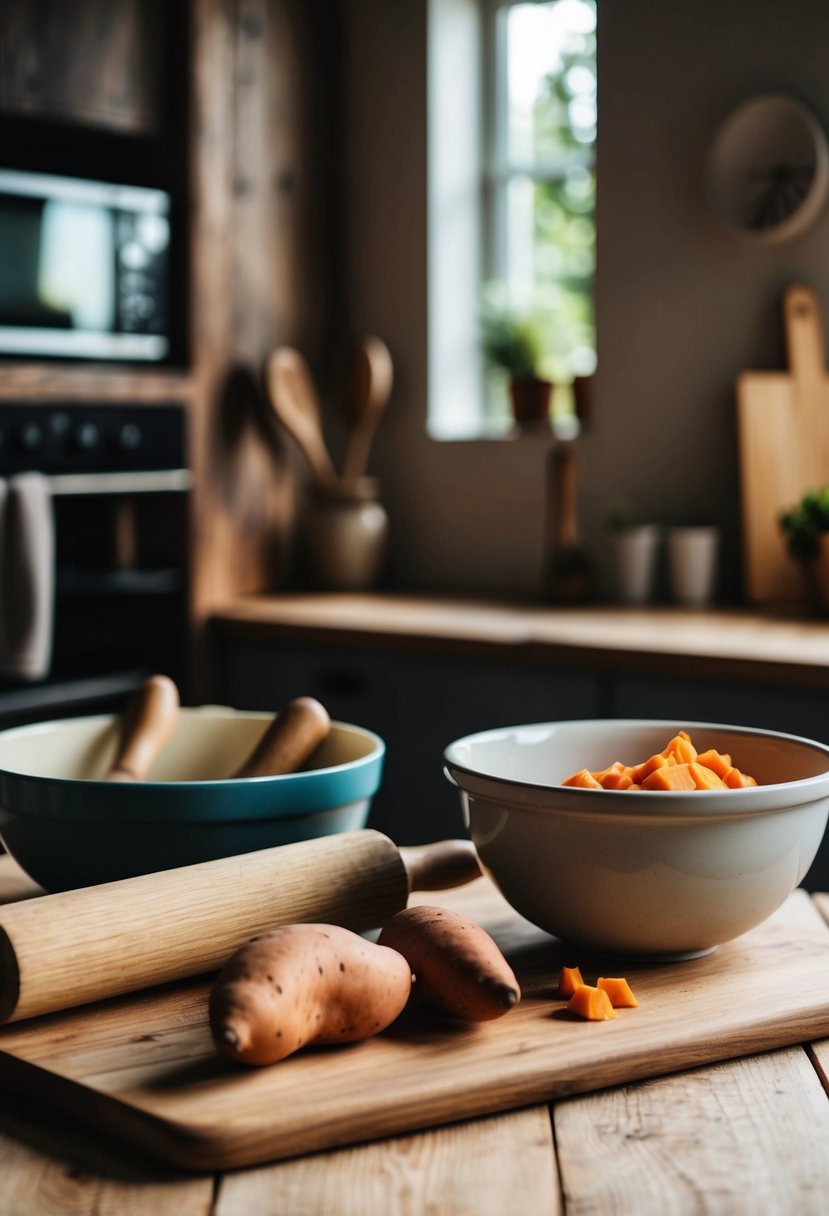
[[667, 526, 720, 606], [611, 525, 661, 605]]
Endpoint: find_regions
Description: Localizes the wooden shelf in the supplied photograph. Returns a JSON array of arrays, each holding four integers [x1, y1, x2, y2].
[[0, 364, 194, 404]]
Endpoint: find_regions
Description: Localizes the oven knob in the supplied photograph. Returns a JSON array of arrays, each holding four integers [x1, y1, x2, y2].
[[74, 422, 101, 453], [17, 421, 43, 453], [116, 422, 143, 452]]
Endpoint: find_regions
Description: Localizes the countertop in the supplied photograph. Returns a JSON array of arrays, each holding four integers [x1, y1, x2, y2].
[[1, 850, 828, 1214], [213, 592, 829, 688]]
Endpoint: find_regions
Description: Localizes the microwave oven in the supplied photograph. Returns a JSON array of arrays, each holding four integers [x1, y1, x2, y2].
[[0, 169, 173, 364]]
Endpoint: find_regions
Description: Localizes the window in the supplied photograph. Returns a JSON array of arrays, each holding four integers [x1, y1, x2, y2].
[[427, 0, 597, 439]]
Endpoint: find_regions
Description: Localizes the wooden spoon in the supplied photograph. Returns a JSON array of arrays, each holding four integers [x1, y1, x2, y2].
[[106, 675, 180, 782], [342, 336, 393, 483], [233, 696, 332, 778], [265, 348, 338, 488]]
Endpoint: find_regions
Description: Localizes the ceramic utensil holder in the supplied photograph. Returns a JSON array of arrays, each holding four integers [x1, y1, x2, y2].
[[303, 477, 388, 590]]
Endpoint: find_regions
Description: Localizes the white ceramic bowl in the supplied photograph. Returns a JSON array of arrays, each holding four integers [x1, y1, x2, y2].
[[444, 719, 829, 959]]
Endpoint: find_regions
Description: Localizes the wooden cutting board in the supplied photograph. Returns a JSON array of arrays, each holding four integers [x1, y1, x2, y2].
[[1, 858, 828, 1171], [737, 282, 829, 603]]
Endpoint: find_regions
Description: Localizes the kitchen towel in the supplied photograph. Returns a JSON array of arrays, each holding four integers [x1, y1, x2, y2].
[[0, 472, 55, 682]]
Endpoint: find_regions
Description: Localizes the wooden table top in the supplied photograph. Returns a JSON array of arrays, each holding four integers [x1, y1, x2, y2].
[[1, 852, 828, 1214], [213, 592, 829, 688]]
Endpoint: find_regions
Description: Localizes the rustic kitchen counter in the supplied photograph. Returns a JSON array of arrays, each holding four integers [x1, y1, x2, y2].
[[0, 851, 828, 1215], [213, 592, 829, 688]]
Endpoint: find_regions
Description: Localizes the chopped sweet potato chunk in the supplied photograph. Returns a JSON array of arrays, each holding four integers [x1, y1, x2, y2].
[[641, 762, 697, 791], [567, 985, 617, 1020], [562, 732, 758, 792], [661, 732, 697, 765], [688, 762, 727, 790], [597, 977, 639, 1008], [630, 752, 670, 783], [696, 748, 732, 778], [561, 769, 603, 789], [558, 965, 585, 998], [723, 766, 758, 789]]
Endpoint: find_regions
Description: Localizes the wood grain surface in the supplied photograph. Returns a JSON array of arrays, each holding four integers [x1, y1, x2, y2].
[[737, 284, 829, 603], [1, 859, 828, 1172], [0, 831, 408, 1023]]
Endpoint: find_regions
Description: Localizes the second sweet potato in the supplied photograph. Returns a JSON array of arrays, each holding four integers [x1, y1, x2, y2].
[[378, 904, 520, 1022]]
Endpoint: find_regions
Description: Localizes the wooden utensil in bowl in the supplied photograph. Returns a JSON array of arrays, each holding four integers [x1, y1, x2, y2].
[[232, 697, 331, 778], [107, 675, 180, 782]]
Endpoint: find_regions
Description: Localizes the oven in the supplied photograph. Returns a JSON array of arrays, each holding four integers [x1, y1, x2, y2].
[[0, 402, 190, 726]]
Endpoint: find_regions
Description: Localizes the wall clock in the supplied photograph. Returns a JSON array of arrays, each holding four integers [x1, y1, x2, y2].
[[707, 93, 829, 244]]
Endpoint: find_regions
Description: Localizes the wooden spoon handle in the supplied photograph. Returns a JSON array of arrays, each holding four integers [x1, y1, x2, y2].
[[233, 697, 332, 778], [400, 839, 482, 891], [107, 675, 180, 782]]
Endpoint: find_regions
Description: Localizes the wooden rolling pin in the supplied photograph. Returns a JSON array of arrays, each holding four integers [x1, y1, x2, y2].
[[106, 675, 180, 782], [233, 696, 331, 778], [0, 831, 480, 1025]]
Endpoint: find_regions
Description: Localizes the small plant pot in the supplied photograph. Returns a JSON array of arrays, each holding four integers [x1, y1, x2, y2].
[[509, 377, 553, 428]]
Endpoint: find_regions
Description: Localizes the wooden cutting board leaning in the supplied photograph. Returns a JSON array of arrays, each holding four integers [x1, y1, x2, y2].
[[1, 851, 828, 1170], [737, 282, 829, 602]]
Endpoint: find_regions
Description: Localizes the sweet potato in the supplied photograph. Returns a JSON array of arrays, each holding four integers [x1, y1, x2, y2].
[[567, 984, 617, 1020], [209, 923, 413, 1066], [561, 768, 603, 789], [377, 904, 520, 1022], [597, 976, 639, 1008], [558, 965, 585, 997], [641, 762, 697, 791], [661, 730, 697, 765], [562, 732, 758, 791]]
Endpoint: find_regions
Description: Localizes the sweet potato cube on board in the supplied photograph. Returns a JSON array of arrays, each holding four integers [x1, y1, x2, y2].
[[661, 732, 698, 765], [567, 985, 617, 1020], [558, 965, 585, 998], [641, 762, 697, 791], [561, 769, 603, 789], [597, 977, 639, 1008], [688, 762, 727, 790], [696, 748, 732, 778]]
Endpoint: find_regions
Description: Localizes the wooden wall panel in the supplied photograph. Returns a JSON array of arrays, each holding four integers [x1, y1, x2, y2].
[[0, 0, 166, 133]]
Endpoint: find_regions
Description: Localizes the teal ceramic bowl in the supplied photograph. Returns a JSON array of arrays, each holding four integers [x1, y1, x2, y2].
[[0, 707, 385, 891]]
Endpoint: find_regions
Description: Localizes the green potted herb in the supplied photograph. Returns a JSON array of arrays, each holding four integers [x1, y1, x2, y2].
[[481, 300, 553, 427], [780, 487, 829, 610]]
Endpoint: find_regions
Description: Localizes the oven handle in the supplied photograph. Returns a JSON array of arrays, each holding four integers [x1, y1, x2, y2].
[[47, 469, 192, 497]]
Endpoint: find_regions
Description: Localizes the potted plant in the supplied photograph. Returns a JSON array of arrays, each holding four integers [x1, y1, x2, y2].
[[780, 486, 829, 610], [481, 300, 553, 427], [606, 499, 661, 605]]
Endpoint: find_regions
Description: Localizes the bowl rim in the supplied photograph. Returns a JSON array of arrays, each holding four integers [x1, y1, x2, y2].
[[443, 717, 829, 818], [0, 708, 385, 788]]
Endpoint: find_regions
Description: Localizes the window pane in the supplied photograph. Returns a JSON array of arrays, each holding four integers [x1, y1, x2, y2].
[[499, 0, 597, 400], [506, 0, 596, 166]]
